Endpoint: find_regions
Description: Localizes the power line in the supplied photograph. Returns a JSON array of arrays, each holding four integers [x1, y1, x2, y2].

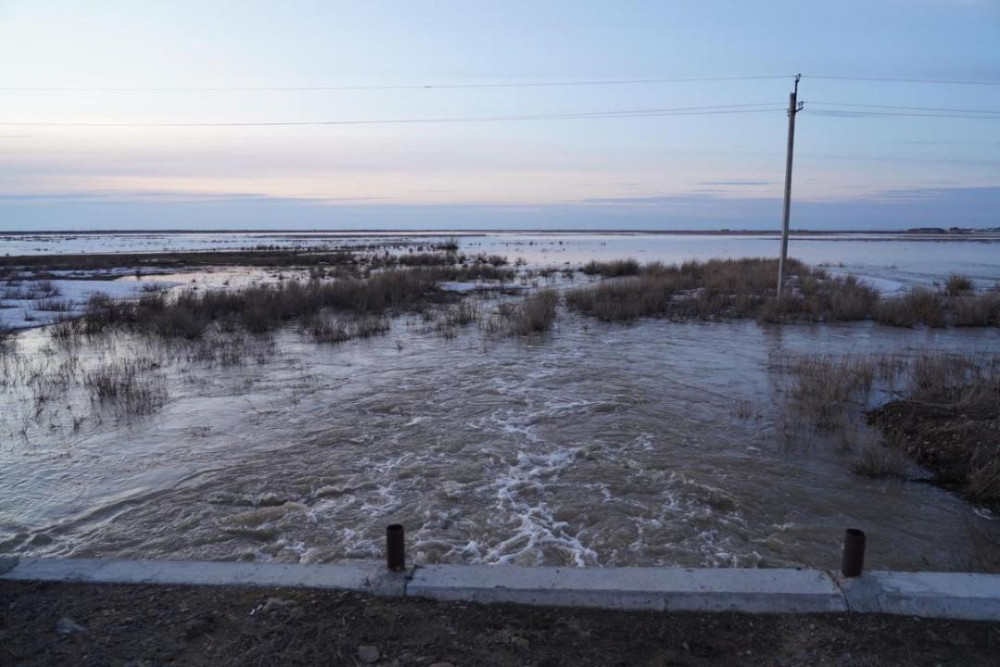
[[807, 74, 1000, 86], [0, 74, 795, 93], [806, 107, 1000, 120], [5, 73, 1000, 92], [0, 104, 787, 128], [809, 101, 1000, 115]]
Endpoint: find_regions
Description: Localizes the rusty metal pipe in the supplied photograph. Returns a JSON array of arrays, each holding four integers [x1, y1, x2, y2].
[[386, 524, 406, 571], [841, 528, 866, 578]]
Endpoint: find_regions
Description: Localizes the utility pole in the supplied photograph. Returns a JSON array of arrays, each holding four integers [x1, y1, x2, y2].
[[776, 74, 804, 299]]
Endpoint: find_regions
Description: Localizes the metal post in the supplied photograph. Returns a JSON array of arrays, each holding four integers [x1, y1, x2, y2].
[[777, 74, 803, 299], [841, 528, 866, 577], [386, 524, 406, 571]]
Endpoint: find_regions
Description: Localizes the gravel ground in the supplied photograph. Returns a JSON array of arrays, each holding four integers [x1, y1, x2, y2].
[[2, 580, 999, 666]]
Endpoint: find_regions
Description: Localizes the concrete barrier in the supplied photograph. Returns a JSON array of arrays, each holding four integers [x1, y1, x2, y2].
[[408, 565, 847, 613], [840, 571, 1000, 621], [3, 557, 999, 621], [1, 557, 407, 597]]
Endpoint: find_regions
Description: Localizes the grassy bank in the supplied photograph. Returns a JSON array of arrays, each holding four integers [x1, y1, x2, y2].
[[868, 354, 1000, 505], [567, 258, 999, 327], [778, 352, 1000, 509]]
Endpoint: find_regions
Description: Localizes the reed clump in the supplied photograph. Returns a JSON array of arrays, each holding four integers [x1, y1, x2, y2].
[[485, 290, 559, 336], [443, 301, 480, 327], [568, 258, 1000, 328], [437, 237, 460, 252], [952, 291, 1000, 327], [945, 273, 974, 296], [568, 258, 819, 322], [33, 297, 74, 312], [76, 270, 445, 340], [565, 276, 678, 322], [581, 259, 641, 277], [872, 288, 947, 328], [781, 355, 893, 429], [850, 438, 909, 479], [759, 274, 879, 323]]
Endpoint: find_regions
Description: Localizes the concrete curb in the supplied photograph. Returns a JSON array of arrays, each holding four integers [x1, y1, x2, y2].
[[838, 571, 1000, 620], [408, 565, 846, 613], [1, 557, 407, 597], [2, 558, 999, 620], [0, 556, 18, 576]]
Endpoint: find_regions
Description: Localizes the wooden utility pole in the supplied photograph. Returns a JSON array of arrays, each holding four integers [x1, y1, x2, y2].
[[776, 74, 804, 299]]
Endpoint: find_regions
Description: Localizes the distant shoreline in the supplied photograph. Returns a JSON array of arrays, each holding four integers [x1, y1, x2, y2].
[[3, 228, 1000, 238]]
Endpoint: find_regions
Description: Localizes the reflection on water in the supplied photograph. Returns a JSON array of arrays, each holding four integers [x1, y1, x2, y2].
[[2, 309, 998, 571]]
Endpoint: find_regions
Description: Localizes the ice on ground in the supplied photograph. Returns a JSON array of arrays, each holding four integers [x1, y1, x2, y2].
[[439, 281, 523, 292], [0, 278, 175, 331], [853, 275, 906, 295]]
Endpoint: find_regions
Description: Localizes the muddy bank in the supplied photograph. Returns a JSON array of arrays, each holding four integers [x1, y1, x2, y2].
[[2, 580, 999, 666], [868, 388, 1000, 507]]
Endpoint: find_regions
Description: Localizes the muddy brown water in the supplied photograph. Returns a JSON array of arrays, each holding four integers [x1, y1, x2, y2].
[[2, 306, 998, 571]]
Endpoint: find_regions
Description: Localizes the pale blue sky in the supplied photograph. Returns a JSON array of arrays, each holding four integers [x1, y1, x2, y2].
[[1, 0, 999, 230]]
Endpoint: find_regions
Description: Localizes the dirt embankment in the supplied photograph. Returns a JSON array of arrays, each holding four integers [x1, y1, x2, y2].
[[2, 581, 999, 666], [868, 388, 1000, 507]]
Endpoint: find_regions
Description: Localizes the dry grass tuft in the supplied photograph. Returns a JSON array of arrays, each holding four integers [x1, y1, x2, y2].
[[581, 259, 641, 277], [850, 438, 909, 479], [945, 274, 974, 296], [873, 288, 947, 328], [952, 291, 1000, 327], [306, 314, 391, 344], [485, 290, 559, 336], [781, 355, 893, 429]]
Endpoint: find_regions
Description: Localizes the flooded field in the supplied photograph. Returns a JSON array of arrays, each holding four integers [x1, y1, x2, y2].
[[1, 232, 999, 572]]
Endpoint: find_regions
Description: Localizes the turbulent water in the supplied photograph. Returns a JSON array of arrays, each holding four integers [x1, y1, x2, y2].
[[2, 232, 1000, 571]]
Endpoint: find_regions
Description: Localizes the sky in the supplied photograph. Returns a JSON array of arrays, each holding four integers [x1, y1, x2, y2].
[[1, 0, 999, 231]]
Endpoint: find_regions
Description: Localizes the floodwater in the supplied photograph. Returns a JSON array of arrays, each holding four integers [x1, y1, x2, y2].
[[1, 233, 999, 571], [4, 230, 1000, 290]]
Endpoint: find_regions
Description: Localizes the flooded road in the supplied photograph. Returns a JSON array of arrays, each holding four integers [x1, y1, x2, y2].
[[2, 308, 998, 571]]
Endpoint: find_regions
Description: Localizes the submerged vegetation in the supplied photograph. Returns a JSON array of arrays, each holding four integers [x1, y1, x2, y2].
[[870, 354, 1000, 505], [778, 352, 1000, 507], [65, 267, 500, 341], [85, 359, 168, 417]]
